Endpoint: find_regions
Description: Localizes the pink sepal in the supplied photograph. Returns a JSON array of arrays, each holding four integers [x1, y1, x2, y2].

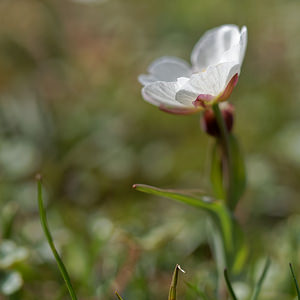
[[159, 105, 203, 115], [218, 73, 239, 102]]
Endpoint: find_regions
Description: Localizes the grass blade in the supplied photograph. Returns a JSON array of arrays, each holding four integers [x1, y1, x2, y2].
[[36, 175, 78, 300], [224, 269, 238, 300], [250, 258, 271, 300], [290, 263, 300, 299], [168, 264, 185, 300]]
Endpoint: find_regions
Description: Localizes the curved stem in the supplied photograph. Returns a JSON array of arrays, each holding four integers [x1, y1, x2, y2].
[[37, 176, 78, 300]]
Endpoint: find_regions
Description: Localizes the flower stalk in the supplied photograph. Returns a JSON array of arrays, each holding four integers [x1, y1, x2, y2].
[[212, 104, 235, 210]]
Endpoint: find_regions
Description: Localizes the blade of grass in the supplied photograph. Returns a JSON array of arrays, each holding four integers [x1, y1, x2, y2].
[[224, 269, 238, 300], [115, 291, 124, 300], [289, 263, 300, 299], [168, 264, 185, 300], [36, 175, 78, 300], [250, 258, 271, 300]]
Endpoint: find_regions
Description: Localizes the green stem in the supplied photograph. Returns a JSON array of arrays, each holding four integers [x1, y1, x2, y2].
[[224, 269, 238, 300], [37, 176, 78, 300], [212, 104, 234, 210]]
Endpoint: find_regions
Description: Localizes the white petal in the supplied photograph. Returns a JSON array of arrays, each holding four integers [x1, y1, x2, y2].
[[175, 89, 199, 105], [142, 81, 185, 108], [191, 25, 242, 71], [239, 26, 248, 66], [218, 27, 247, 70], [176, 62, 240, 103], [139, 56, 192, 86], [176, 76, 190, 87], [219, 45, 241, 67], [138, 74, 157, 85], [171, 77, 198, 106]]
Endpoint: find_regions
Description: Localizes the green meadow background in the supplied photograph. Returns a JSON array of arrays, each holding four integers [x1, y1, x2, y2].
[[1, 0, 300, 299]]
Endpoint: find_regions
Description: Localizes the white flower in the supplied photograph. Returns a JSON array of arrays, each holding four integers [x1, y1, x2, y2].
[[139, 25, 247, 114]]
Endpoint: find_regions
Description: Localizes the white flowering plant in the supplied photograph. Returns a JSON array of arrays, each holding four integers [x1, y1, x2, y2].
[[133, 25, 300, 299], [137, 23, 248, 275], [34, 25, 300, 300]]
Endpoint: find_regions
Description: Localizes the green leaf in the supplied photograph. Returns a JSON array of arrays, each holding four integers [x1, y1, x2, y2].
[[227, 134, 246, 210], [134, 184, 221, 212], [224, 269, 238, 300], [168, 264, 185, 300], [289, 263, 300, 300], [133, 184, 234, 264], [0, 271, 23, 295], [37, 175, 78, 300], [133, 184, 248, 273], [250, 258, 271, 300]]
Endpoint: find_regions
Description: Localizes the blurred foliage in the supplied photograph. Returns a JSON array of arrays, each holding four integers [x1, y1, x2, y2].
[[1, 0, 300, 299]]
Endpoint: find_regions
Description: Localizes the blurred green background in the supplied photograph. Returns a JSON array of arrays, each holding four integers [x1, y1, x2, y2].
[[1, 0, 300, 299]]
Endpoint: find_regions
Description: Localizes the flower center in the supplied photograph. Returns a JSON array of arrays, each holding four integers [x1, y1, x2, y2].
[[192, 94, 214, 108]]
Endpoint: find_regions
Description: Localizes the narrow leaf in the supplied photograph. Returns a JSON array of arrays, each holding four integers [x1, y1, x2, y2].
[[133, 184, 235, 265], [133, 184, 247, 274], [250, 258, 271, 300], [133, 184, 219, 213], [36, 175, 78, 300], [290, 263, 300, 300], [168, 264, 185, 300], [224, 269, 238, 300]]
